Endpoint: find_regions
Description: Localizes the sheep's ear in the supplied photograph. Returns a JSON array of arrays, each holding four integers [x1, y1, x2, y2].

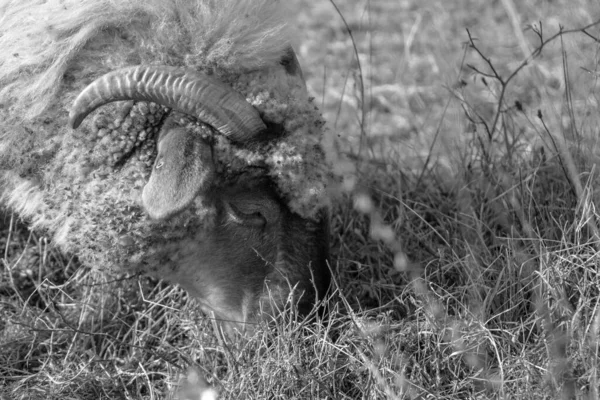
[[142, 127, 212, 220]]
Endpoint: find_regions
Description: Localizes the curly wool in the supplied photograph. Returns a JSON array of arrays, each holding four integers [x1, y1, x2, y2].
[[0, 0, 330, 269]]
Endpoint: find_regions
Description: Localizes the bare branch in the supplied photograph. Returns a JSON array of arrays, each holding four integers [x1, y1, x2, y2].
[[467, 18, 600, 140]]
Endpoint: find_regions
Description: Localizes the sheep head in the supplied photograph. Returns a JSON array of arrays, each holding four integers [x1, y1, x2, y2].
[[68, 53, 330, 332]]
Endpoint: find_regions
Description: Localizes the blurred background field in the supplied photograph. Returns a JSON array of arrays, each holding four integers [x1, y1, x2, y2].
[[3, 0, 600, 399], [299, 0, 600, 166]]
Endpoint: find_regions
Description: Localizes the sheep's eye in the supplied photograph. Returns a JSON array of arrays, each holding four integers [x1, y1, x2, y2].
[[225, 202, 266, 228]]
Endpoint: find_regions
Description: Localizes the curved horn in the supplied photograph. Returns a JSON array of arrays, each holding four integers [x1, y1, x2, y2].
[[69, 66, 266, 142]]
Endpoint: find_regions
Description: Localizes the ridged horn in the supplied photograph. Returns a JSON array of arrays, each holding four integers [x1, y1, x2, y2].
[[69, 65, 266, 142]]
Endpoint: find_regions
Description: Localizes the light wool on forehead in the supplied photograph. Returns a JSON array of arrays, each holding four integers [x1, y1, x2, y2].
[[0, 0, 292, 117]]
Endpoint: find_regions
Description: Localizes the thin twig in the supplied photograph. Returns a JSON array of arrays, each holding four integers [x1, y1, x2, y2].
[[467, 19, 600, 139], [329, 0, 367, 155]]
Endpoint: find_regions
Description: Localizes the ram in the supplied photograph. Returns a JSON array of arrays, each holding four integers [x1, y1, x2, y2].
[[0, 0, 332, 332]]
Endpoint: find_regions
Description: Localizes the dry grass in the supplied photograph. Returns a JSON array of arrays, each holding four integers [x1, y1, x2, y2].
[[3, 0, 600, 398]]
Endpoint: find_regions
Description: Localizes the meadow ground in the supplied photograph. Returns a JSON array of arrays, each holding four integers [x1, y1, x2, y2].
[[3, 0, 600, 398]]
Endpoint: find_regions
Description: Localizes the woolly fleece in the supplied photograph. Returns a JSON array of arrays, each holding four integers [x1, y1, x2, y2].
[[0, 0, 331, 270]]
